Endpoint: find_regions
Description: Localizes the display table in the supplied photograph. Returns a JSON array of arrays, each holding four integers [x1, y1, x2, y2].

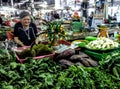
[[67, 28, 120, 41]]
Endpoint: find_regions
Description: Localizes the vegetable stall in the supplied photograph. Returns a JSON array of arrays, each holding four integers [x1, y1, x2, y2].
[[0, 21, 120, 89], [1, 37, 120, 89]]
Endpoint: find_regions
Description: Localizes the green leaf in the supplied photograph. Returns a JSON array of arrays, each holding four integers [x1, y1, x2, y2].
[[20, 64, 26, 71], [112, 66, 120, 79], [10, 62, 18, 69], [0, 69, 7, 74], [4, 85, 14, 89]]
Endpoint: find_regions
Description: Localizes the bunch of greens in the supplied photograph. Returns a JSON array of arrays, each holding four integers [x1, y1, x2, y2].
[[0, 49, 120, 89]]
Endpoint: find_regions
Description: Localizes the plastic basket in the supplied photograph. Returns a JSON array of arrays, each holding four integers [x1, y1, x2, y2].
[[15, 52, 55, 63], [15, 40, 70, 63], [15, 46, 55, 63]]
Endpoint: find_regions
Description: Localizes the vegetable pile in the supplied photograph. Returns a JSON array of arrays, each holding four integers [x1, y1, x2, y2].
[[0, 55, 120, 89], [54, 48, 98, 68], [86, 37, 119, 50], [0, 44, 120, 89]]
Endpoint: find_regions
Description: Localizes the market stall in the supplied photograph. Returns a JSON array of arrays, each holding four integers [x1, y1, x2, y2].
[[1, 0, 120, 88], [1, 34, 120, 88], [0, 18, 120, 88]]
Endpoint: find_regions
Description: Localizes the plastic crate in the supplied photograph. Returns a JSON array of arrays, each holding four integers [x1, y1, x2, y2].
[[15, 52, 55, 63], [15, 46, 55, 63], [15, 40, 70, 63]]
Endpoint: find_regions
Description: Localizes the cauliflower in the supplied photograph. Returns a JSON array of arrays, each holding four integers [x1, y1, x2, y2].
[[86, 37, 119, 50]]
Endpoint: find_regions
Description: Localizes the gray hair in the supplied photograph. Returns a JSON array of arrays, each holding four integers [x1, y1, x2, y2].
[[19, 11, 30, 19]]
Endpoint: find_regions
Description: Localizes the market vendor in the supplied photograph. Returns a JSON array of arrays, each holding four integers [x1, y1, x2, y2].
[[14, 11, 39, 47]]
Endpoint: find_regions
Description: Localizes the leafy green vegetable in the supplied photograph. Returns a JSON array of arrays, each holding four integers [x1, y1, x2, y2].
[[0, 49, 120, 89]]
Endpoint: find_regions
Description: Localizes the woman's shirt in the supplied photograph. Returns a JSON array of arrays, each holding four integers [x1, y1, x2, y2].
[[14, 22, 37, 46]]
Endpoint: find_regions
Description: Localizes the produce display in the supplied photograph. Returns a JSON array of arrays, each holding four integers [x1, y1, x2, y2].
[[1, 19, 120, 88], [1, 49, 120, 89], [86, 37, 119, 50]]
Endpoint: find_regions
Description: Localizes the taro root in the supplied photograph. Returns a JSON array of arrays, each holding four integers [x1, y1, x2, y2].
[[79, 51, 89, 57], [69, 54, 89, 62], [78, 58, 91, 67], [86, 58, 98, 67], [56, 48, 75, 59], [58, 59, 74, 68], [75, 62, 84, 66]]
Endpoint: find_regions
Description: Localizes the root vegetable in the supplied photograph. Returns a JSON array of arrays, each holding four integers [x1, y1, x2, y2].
[[86, 58, 98, 67], [69, 55, 89, 62], [58, 59, 74, 68], [56, 48, 75, 59], [78, 58, 91, 67], [75, 62, 84, 66]]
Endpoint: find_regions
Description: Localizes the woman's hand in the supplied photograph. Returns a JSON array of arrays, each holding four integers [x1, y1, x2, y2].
[[14, 37, 25, 47], [19, 42, 25, 47], [35, 37, 39, 44]]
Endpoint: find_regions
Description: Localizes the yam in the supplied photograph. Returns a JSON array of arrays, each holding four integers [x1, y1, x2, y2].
[[79, 51, 89, 57], [56, 48, 75, 59], [75, 62, 84, 66], [78, 58, 91, 67], [69, 55, 89, 62], [58, 59, 74, 68], [86, 58, 98, 67]]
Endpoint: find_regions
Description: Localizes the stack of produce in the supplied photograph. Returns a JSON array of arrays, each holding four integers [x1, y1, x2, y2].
[[0, 57, 119, 89], [54, 48, 98, 68], [86, 37, 119, 50], [1, 47, 120, 88]]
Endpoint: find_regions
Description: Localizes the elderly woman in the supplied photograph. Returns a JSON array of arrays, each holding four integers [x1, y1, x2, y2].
[[14, 11, 38, 47]]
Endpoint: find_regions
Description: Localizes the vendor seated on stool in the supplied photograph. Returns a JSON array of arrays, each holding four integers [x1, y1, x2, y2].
[[14, 11, 39, 47]]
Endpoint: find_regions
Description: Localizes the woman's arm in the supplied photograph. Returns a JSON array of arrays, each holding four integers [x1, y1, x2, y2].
[[14, 23, 25, 47], [14, 37, 25, 47]]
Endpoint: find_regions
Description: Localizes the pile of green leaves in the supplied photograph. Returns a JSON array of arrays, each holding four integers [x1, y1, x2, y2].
[[0, 50, 120, 89], [0, 58, 62, 89], [100, 49, 120, 82]]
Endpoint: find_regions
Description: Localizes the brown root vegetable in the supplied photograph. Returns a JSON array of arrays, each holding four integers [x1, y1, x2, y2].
[[86, 58, 98, 67], [79, 51, 89, 57], [58, 59, 74, 68], [56, 48, 75, 59], [75, 62, 84, 66], [78, 58, 91, 67], [59, 64, 68, 69], [69, 55, 89, 62]]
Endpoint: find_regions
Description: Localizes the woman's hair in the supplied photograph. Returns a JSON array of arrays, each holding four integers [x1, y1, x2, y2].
[[19, 11, 30, 19]]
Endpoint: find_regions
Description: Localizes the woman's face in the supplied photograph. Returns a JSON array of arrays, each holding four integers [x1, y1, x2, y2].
[[21, 16, 31, 27]]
